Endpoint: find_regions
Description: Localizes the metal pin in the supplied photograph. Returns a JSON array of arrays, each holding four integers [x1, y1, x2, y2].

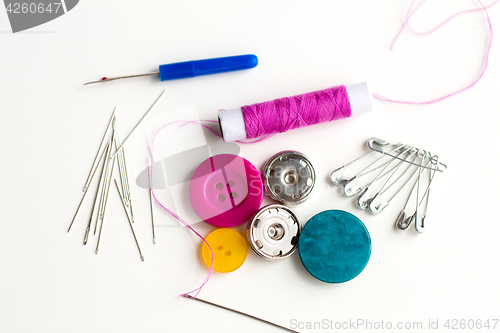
[[330, 151, 376, 186], [415, 156, 439, 233], [357, 146, 413, 209], [343, 144, 404, 197], [68, 141, 111, 233], [113, 126, 129, 206], [114, 179, 144, 261], [112, 120, 136, 224], [81, 141, 111, 242], [93, 139, 112, 235], [121, 147, 135, 223], [82, 108, 116, 192], [96, 156, 116, 254], [84, 72, 159, 86], [368, 151, 419, 214], [183, 295, 299, 333], [111, 89, 167, 159], [369, 137, 447, 172], [366, 148, 418, 213], [396, 152, 431, 230], [148, 159, 156, 244], [99, 125, 116, 220]]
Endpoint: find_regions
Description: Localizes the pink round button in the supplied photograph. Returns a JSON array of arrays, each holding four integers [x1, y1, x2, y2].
[[189, 154, 263, 227]]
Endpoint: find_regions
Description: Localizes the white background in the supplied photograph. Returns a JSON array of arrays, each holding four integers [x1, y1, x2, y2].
[[1, 1, 499, 332]]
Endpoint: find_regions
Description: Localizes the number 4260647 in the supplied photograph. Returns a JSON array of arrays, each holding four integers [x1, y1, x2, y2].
[[6, 3, 62, 14]]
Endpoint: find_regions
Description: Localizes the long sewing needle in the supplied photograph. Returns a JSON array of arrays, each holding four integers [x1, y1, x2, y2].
[[113, 120, 136, 224], [118, 134, 135, 223], [94, 138, 113, 235], [113, 123, 129, 206], [96, 155, 116, 254], [68, 140, 111, 233], [98, 123, 116, 220], [114, 179, 144, 261], [147, 158, 156, 244], [82, 108, 116, 192], [183, 295, 299, 333], [111, 89, 167, 159], [122, 148, 135, 222], [81, 141, 110, 241]]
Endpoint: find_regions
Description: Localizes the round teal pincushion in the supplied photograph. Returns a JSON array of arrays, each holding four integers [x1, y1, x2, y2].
[[298, 210, 371, 283]]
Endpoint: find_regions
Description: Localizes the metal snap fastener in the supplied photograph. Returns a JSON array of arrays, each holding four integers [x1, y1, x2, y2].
[[247, 204, 301, 260], [189, 154, 263, 228], [263, 151, 315, 206]]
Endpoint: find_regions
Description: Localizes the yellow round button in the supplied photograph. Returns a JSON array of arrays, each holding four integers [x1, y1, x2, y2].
[[202, 228, 247, 273]]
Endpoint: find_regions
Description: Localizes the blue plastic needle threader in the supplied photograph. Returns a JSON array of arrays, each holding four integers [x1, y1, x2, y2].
[[83, 54, 258, 85]]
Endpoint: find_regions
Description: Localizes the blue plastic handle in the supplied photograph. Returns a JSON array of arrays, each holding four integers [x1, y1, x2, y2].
[[158, 54, 258, 81]]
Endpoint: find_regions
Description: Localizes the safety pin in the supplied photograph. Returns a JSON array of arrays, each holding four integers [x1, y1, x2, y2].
[[330, 151, 377, 186], [114, 179, 144, 261], [343, 144, 405, 196], [331, 141, 400, 188], [368, 150, 420, 214], [414, 156, 439, 233], [368, 137, 447, 172], [396, 152, 432, 230], [357, 145, 414, 209]]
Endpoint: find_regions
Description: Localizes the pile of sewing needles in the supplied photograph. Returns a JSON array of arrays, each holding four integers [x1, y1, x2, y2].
[[67, 89, 166, 259], [67, 107, 144, 260]]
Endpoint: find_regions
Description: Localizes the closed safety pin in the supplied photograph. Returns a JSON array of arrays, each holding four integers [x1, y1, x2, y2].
[[343, 144, 405, 197], [330, 140, 399, 186], [357, 145, 413, 209], [414, 156, 439, 233], [368, 150, 419, 214], [396, 151, 431, 230]]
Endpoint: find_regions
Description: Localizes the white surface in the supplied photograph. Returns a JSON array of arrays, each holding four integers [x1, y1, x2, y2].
[[1, 1, 500, 333], [346, 81, 372, 116], [218, 108, 246, 141]]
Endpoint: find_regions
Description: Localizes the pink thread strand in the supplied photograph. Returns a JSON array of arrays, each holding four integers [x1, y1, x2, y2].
[[375, 0, 495, 104], [147, 121, 214, 298], [145, 119, 271, 297], [242, 85, 351, 139]]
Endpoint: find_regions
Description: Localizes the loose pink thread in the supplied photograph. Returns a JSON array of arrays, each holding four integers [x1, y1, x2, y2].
[[373, 0, 497, 104], [147, 121, 214, 298], [146, 119, 272, 298], [242, 85, 351, 139]]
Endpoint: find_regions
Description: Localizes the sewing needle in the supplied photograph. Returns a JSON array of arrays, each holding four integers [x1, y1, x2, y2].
[[114, 179, 144, 261], [148, 159, 156, 244], [82, 108, 116, 192], [183, 295, 299, 333], [94, 138, 112, 235], [96, 155, 116, 254], [68, 140, 111, 233], [111, 89, 167, 159]]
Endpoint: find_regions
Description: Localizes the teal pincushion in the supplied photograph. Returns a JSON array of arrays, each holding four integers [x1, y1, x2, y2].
[[298, 210, 371, 283]]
